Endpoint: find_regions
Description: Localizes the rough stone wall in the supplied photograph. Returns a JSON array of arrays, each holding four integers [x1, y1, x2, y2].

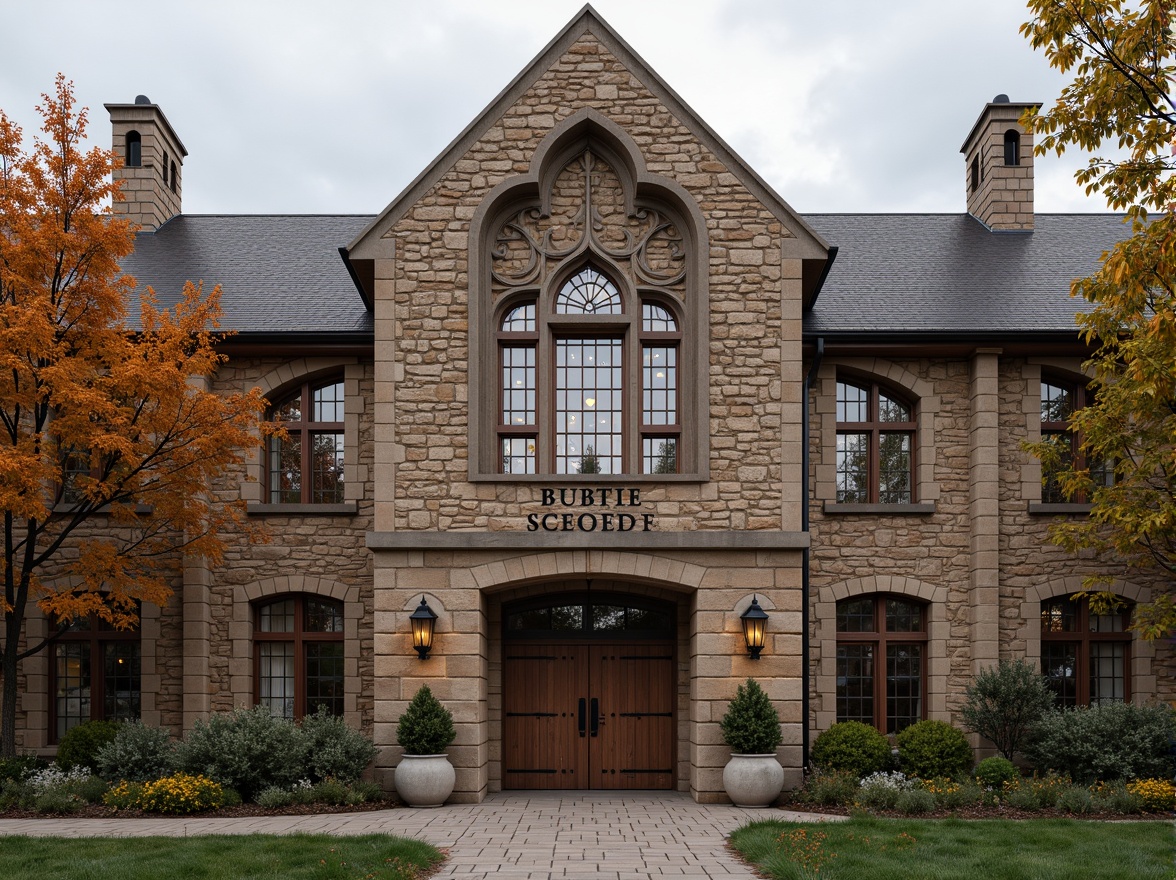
[[387, 34, 793, 532]]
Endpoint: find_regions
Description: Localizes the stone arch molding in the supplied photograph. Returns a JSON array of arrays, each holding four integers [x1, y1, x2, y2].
[[230, 574, 363, 724], [815, 575, 949, 732], [467, 108, 711, 478], [464, 551, 707, 595], [816, 357, 942, 505], [243, 357, 364, 506], [1019, 576, 1156, 701]]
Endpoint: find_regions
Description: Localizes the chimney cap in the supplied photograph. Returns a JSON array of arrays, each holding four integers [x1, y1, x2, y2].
[[993, 93, 1010, 103], [134, 95, 151, 105]]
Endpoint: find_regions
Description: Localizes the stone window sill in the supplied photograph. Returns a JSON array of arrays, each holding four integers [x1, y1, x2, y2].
[[1028, 502, 1092, 516], [822, 502, 936, 515], [247, 502, 358, 516]]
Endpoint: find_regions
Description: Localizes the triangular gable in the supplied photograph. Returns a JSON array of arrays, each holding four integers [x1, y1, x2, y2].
[[347, 4, 831, 302]]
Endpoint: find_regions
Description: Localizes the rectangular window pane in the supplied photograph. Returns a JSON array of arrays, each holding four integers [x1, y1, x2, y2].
[[1042, 642, 1078, 708], [1089, 642, 1125, 703], [837, 382, 868, 423], [306, 599, 344, 633], [643, 437, 677, 474], [836, 643, 874, 725], [260, 599, 295, 633], [269, 434, 302, 503], [836, 598, 875, 633], [1041, 598, 1077, 633], [878, 432, 912, 504], [556, 338, 622, 474], [259, 642, 295, 719], [305, 643, 345, 717], [502, 346, 536, 426], [310, 433, 344, 504], [885, 599, 922, 633], [103, 642, 141, 722], [836, 433, 868, 502], [501, 437, 536, 474], [1041, 382, 1072, 422], [886, 643, 922, 734], [878, 393, 910, 422], [642, 345, 676, 426], [313, 381, 345, 422], [1041, 431, 1073, 503], [55, 643, 91, 740]]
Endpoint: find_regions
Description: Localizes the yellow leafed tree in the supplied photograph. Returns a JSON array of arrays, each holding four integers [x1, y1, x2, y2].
[[0, 77, 270, 755]]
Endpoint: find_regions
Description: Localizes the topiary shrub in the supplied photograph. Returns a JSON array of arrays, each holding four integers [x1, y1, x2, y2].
[[719, 679, 782, 754], [1022, 702, 1176, 784], [95, 720, 176, 783], [396, 686, 455, 755], [810, 721, 891, 778], [961, 659, 1055, 760], [178, 705, 306, 801], [56, 720, 121, 771], [300, 707, 377, 783], [974, 756, 1018, 790], [896, 720, 973, 780]]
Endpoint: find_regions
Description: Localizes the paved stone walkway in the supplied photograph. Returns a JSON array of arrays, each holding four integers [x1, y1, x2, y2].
[[0, 791, 840, 879]]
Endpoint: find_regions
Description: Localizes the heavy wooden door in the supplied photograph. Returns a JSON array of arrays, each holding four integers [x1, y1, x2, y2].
[[503, 642, 674, 790]]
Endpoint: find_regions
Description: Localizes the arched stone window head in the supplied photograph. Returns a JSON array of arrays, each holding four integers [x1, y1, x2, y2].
[[125, 131, 142, 167]]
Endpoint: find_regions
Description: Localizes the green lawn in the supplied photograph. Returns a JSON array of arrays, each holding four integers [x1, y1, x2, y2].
[[0, 834, 443, 880], [730, 817, 1175, 880]]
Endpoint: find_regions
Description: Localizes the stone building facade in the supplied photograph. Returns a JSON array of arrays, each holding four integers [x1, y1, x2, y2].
[[8, 8, 1171, 803]]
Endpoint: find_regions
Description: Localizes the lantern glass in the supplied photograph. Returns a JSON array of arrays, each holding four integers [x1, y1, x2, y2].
[[409, 597, 437, 660], [740, 596, 768, 660]]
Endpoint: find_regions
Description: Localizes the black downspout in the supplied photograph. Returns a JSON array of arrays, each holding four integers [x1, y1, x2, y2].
[[801, 336, 824, 775]]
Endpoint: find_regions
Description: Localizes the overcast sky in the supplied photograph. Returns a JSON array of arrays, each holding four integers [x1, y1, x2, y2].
[[1, 0, 1114, 216]]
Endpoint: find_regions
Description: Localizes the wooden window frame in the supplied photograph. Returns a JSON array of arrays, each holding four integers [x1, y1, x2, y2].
[[1040, 375, 1106, 503], [1040, 595, 1132, 707], [49, 613, 141, 743], [835, 595, 928, 735], [252, 594, 345, 720], [835, 378, 917, 504], [266, 376, 345, 504]]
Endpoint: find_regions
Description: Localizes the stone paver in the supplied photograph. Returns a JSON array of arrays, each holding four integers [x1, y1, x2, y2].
[[0, 792, 841, 879]]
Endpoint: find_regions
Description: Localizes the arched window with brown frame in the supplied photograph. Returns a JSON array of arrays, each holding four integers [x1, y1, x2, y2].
[[836, 378, 916, 504], [50, 613, 140, 742], [1041, 594, 1132, 706], [835, 595, 927, 734], [1040, 375, 1110, 503], [267, 376, 345, 503], [253, 594, 344, 719]]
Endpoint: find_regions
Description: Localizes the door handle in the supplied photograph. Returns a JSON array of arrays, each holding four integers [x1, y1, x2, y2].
[[590, 698, 600, 737], [578, 698, 586, 737]]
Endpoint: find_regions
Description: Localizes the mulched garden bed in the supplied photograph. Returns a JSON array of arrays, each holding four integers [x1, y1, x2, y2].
[[0, 799, 399, 820], [776, 795, 1167, 821]]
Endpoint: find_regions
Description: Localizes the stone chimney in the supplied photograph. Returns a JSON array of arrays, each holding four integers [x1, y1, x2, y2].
[[960, 95, 1039, 231], [105, 96, 187, 231]]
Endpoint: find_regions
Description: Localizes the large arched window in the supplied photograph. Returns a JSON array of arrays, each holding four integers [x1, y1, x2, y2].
[[498, 264, 683, 475], [50, 613, 140, 741], [835, 595, 926, 734], [267, 377, 345, 503], [835, 378, 916, 503], [254, 595, 344, 719], [1041, 594, 1132, 706]]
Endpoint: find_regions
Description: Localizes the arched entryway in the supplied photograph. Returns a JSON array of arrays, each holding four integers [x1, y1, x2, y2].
[[502, 590, 676, 790]]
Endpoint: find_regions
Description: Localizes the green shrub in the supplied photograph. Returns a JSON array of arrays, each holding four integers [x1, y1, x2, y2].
[[311, 778, 356, 805], [0, 778, 31, 810], [895, 787, 936, 814], [896, 720, 973, 780], [1057, 784, 1093, 814], [1092, 780, 1144, 814], [350, 780, 384, 803], [974, 756, 1018, 789], [102, 780, 143, 810], [801, 769, 859, 806], [396, 686, 456, 755], [961, 659, 1055, 760], [256, 786, 294, 809], [856, 779, 901, 811], [1005, 783, 1042, 810], [1023, 702, 1176, 784], [34, 789, 84, 814], [109, 772, 228, 814], [810, 721, 891, 777], [931, 778, 984, 810], [95, 720, 176, 783], [719, 679, 782, 754], [0, 754, 46, 782], [178, 705, 306, 800], [56, 720, 121, 771], [300, 708, 377, 783]]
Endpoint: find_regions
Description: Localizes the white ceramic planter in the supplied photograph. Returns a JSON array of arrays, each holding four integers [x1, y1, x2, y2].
[[722, 754, 784, 807], [394, 754, 456, 807]]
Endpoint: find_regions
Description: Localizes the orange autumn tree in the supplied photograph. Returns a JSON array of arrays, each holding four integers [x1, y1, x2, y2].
[[0, 77, 270, 756]]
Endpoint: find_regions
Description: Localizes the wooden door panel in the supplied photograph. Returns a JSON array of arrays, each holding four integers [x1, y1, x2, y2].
[[590, 644, 675, 790], [503, 645, 587, 789]]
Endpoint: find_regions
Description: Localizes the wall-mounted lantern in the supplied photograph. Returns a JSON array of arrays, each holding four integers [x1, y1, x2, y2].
[[740, 595, 768, 660], [410, 596, 438, 660]]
